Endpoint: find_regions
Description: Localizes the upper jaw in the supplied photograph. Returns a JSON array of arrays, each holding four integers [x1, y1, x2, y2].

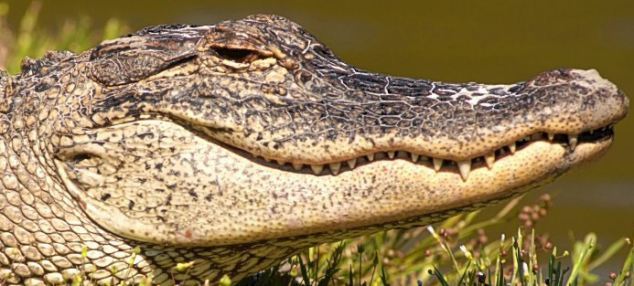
[[181, 67, 625, 181], [183, 69, 628, 172]]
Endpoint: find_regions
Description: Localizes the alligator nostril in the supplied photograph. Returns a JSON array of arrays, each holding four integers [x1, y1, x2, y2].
[[586, 68, 600, 77]]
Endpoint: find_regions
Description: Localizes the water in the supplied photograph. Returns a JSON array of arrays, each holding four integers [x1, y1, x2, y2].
[[5, 0, 633, 278]]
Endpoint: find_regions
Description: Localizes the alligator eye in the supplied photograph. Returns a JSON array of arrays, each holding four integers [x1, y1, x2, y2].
[[211, 47, 263, 63]]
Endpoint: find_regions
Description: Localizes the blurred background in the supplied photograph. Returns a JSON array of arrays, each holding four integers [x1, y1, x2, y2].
[[0, 0, 632, 281]]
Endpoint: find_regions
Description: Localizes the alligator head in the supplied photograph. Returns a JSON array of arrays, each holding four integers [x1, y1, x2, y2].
[[0, 14, 628, 284]]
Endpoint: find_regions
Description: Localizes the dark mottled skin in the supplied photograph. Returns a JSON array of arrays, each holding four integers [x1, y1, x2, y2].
[[0, 14, 627, 285]]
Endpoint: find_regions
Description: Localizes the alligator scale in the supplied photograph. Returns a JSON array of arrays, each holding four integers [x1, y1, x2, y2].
[[0, 15, 628, 285]]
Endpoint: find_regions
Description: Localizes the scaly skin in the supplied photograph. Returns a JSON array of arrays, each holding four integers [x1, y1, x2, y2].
[[0, 15, 628, 285]]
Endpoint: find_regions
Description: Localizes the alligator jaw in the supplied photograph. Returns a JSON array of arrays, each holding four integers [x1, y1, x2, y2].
[[57, 117, 616, 247]]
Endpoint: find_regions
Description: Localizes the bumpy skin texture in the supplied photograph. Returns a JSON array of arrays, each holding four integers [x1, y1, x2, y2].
[[0, 15, 628, 285]]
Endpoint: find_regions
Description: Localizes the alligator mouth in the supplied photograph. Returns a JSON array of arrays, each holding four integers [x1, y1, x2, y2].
[[203, 124, 615, 181]]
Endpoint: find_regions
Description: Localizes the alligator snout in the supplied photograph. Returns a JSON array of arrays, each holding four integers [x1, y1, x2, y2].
[[193, 67, 629, 172], [523, 69, 628, 135]]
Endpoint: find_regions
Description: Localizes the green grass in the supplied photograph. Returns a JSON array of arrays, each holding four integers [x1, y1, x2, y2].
[[0, 2, 632, 285], [234, 196, 632, 286]]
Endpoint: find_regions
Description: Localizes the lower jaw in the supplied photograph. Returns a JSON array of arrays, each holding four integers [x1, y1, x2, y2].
[[316, 138, 614, 224], [171, 137, 614, 246]]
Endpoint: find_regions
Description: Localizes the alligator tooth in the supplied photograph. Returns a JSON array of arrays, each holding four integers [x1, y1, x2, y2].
[[458, 160, 471, 181], [276, 160, 286, 166], [367, 154, 374, 162], [329, 163, 341, 175], [568, 134, 578, 151], [387, 151, 396, 159], [310, 165, 323, 175], [292, 163, 303, 171], [346, 159, 357, 169], [547, 133, 555, 141], [411, 153, 420, 162], [485, 153, 495, 169], [508, 143, 516, 154], [433, 158, 443, 171]]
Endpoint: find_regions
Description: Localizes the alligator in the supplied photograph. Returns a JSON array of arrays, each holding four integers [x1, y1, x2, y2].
[[0, 14, 628, 285]]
